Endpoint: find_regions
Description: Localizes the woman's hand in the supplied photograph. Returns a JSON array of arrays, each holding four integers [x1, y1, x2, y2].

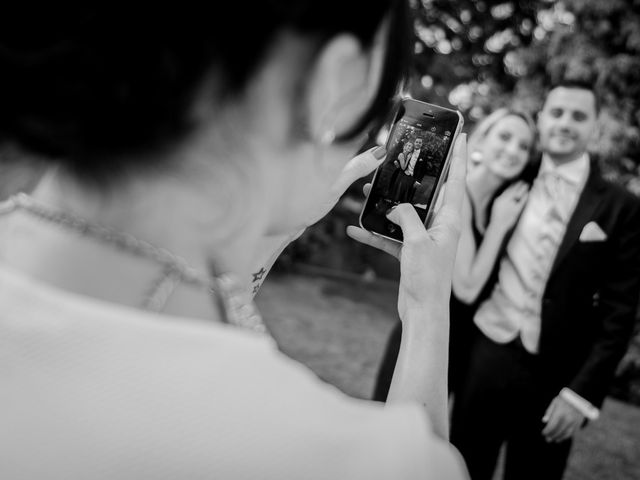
[[248, 146, 385, 297], [304, 146, 387, 228], [348, 135, 466, 439], [489, 181, 529, 232], [347, 135, 467, 320]]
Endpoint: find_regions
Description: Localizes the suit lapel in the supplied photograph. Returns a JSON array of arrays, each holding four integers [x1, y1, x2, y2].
[[549, 167, 607, 277]]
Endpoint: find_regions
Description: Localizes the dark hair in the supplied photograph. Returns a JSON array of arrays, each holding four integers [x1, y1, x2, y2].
[[545, 79, 600, 114], [0, 3, 411, 182]]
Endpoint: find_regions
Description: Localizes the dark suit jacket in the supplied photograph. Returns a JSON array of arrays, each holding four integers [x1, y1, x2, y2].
[[375, 161, 640, 408], [480, 162, 640, 408]]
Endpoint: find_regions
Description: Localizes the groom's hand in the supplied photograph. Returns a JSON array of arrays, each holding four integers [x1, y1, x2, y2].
[[541, 395, 585, 443]]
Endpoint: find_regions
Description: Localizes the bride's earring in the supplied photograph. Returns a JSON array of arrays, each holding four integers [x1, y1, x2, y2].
[[319, 128, 336, 146], [470, 150, 483, 164]]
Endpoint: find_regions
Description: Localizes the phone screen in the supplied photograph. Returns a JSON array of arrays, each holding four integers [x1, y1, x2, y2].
[[360, 102, 460, 241]]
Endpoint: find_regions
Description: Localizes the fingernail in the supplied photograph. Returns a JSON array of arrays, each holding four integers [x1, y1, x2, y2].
[[386, 205, 396, 215], [372, 146, 387, 159]]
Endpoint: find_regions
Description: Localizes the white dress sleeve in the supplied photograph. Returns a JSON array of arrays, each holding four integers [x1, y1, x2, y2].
[[0, 265, 469, 479]]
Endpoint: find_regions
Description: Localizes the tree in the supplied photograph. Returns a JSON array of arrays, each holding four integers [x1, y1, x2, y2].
[[281, 0, 640, 278], [411, 0, 640, 191]]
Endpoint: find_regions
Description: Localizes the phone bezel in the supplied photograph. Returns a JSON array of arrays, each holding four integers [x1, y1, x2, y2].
[[359, 98, 464, 243]]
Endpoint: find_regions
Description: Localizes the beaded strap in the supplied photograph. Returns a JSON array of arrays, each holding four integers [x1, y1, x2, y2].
[[0, 193, 267, 334]]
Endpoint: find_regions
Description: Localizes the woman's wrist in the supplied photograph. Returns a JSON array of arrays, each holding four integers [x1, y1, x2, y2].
[[487, 217, 511, 235], [401, 289, 450, 317], [400, 304, 449, 337]]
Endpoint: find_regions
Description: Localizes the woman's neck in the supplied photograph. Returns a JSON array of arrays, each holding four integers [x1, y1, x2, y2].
[[3, 166, 268, 321]]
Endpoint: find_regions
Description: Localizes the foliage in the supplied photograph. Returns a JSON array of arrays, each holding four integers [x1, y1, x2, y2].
[[284, 0, 640, 275], [411, 0, 640, 190], [278, 1, 640, 399]]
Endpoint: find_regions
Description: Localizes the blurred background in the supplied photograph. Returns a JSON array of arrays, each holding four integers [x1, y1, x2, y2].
[[273, 0, 640, 408], [281, 0, 640, 275]]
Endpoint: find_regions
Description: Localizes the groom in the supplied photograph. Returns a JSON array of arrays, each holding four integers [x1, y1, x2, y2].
[[449, 80, 640, 480]]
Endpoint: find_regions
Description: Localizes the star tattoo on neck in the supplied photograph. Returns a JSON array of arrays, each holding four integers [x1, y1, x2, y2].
[[252, 267, 266, 283]]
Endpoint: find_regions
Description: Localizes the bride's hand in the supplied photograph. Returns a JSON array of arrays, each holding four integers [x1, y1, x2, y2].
[[490, 181, 529, 231], [346, 135, 467, 319]]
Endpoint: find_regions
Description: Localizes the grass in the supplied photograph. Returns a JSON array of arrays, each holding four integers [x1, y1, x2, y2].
[[256, 271, 640, 480]]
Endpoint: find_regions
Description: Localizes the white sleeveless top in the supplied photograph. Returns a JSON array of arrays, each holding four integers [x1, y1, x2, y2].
[[0, 265, 467, 480]]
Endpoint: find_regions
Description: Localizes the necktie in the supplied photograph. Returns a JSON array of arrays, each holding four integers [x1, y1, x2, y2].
[[540, 170, 564, 200], [537, 169, 578, 222]]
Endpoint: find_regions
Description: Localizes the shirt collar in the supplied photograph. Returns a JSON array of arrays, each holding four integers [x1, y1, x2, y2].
[[539, 153, 590, 185]]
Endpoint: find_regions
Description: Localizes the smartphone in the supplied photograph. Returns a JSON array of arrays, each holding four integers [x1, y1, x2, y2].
[[359, 99, 464, 242]]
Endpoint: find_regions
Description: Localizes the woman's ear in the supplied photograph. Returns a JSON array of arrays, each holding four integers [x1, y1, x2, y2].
[[306, 32, 384, 143]]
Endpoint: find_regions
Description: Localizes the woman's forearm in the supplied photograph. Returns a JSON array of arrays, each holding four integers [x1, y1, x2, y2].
[[466, 223, 508, 292], [386, 306, 450, 439], [248, 229, 305, 298], [453, 221, 508, 303]]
